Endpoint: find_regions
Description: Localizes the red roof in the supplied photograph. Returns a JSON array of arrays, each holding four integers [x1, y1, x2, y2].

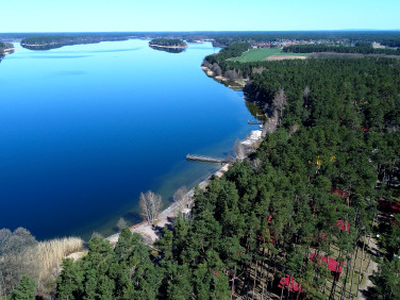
[[330, 188, 346, 198], [278, 275, 301, 292], [309, 254, 343, 274], [379, 200, 400, 213], [337, 220, 350, 232]]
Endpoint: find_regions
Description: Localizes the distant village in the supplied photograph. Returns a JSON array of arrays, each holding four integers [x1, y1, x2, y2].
[[250, 39, 389, 49]]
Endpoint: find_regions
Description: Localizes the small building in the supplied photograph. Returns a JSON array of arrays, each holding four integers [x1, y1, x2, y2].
[[309, 253, 343, 279], [330, 188, 346, 198]]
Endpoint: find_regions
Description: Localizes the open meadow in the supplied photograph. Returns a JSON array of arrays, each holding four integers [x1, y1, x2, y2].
[[230, 47, 310, 62]]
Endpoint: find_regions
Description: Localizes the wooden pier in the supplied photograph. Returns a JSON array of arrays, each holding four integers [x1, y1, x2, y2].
[[248, 121, 263, 125], [186, 154, 227, 164]]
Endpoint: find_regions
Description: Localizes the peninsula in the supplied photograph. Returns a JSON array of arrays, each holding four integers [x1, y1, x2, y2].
[[0, 42, 14, 56]]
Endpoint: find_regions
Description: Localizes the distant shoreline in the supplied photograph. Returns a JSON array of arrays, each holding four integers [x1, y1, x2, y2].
[[3, 47, 19, 54]]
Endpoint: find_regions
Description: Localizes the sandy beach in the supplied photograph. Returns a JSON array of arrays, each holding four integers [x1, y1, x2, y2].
[[106, 162, 231, 245]]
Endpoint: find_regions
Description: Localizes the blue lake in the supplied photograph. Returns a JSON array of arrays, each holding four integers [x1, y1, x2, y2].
[[0, 40, 257, 240]]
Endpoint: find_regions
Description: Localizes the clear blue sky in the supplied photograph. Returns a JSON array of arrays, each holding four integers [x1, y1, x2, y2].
[[2, 0, 399, 32]]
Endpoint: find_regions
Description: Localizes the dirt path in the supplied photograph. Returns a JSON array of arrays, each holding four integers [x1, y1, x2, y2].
[[266, 55, 307, 61]]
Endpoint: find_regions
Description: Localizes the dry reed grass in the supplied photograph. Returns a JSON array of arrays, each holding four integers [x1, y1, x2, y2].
[[34, 237, 84, 297], [1, 229, 85, 298], [36, 237, 83, 271]]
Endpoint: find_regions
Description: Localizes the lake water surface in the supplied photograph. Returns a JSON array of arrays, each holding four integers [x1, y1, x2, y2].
[[0, 40, 257, 240]]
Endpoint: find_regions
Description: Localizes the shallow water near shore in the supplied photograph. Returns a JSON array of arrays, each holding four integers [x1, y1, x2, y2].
[[0, 40, 257, 240]]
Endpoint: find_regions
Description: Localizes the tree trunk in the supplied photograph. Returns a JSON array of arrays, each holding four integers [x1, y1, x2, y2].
[[349, 242, 359, 299], [265, 252, 272, 300], [245, 255, 254, 299], [280, 283, 284, 300], [260, 247, 266, 299], [253, 258, 258, 298], [329, 250, 342, 299], [340, 250, 350, 300], [356, 236, 366, 298], [280, 257, 287, 300], [231, 265, 237, 300]]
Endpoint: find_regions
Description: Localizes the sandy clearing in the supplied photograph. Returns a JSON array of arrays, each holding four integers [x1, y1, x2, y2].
[[266, 55, 307, 61]]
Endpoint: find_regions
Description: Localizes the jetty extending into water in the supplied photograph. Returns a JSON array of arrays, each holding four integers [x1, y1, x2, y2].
[[248, 121, 263, 125], [186, 154, 227, 164]]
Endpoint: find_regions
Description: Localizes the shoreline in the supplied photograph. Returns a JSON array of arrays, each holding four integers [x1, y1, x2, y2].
[[104, 47, 261, 246], [106, 162, 231, 245], [106, 58, 265, 245], [107, 133, 261, 245], [201, 65, 247, 88], [0, 46, 18, 56]]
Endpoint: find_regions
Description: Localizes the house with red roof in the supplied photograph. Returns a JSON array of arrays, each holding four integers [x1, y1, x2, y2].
[[309, 253, 344, 279], [330, 188, 346, 198]]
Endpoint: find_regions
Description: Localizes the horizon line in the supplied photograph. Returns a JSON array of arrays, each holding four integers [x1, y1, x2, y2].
[[1, 29, 400, 34]]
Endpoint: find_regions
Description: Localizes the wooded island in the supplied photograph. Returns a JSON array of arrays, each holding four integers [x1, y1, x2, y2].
[[149, 38, 188, 48], [148, 38, 188, 53]]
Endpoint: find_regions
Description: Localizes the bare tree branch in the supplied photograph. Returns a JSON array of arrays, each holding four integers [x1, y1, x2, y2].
[[233, 139, 246, 160], [173, 186, 188, 203], [116, 217, 128, 231], [272, 88, 288, 122], [139, 190, 162, 224]]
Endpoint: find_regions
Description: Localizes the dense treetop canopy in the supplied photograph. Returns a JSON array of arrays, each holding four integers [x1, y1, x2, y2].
[[283, 44, 400, 55]]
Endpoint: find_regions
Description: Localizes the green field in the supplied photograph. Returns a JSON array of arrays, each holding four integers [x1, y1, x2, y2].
[[230, 48, 310, 62]]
